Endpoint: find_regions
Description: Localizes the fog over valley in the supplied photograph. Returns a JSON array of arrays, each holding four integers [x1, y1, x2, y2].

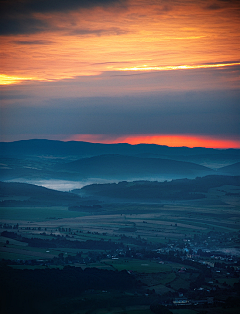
[[0, 140, 239, 314]]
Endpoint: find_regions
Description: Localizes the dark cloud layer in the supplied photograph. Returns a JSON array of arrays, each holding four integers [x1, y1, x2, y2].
[[1, 0, 239, 35], [0, 0, 127, 35], [1, 0, 125, 14], [1, 90, 239, 137], [13, 40, 54, 45], [0, 16, 49, 35], [71, 27, 127, 36], [203, 0, 240, 10]]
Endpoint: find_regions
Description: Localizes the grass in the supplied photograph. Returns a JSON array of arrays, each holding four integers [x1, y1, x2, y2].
[[138, 272, 176, 286], [218, 277, 239, 286], [11, 265, 65, 270], [0, 235, 28, 247], [1, 199, 236, 238], [0, 206, 87, 221], [0, 251, 40, 260], [170, 276, 190, 290], [171, 310, 197, 314], [219, 307, 240, 314], [0, 243, 60, 260], [120, 310, 152, 314], [74, 308, 152, 314], [103, 258, 172, 273]]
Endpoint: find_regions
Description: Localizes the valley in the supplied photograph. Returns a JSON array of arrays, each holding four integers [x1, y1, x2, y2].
[[0, 140, 239, 314]]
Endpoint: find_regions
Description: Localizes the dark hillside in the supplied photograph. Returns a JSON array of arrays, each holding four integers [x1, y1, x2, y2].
[[217, 162, 240, 175], [78, 175, 240, 200], [0, 181, 81, 206], [56, 154, 214, 179]]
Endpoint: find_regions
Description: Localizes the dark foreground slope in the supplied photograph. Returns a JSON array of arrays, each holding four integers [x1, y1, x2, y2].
[[0, 266, 140, 314], [77, 175, 240, 201]]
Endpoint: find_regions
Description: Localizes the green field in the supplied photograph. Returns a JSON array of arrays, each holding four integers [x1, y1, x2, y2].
[[171, 310, 197, 314], [0, 206, 87, 221], [103, 258, 172, 273], [1, 183, 239, 314]]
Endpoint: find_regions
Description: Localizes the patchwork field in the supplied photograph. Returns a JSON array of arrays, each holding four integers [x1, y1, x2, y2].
[[0, 179, 239, 314]]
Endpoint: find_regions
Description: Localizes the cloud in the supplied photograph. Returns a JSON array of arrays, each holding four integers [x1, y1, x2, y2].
[[203, 0, 240, 10], [0, 16, 50, 35], [205, 3, 222, 10], [70, 27, 127, 36], [1, 0, 126, 15], [1, 89, 239, 137], [0, 0, 127, 35], [26, 0, 127, 13], [0, 91, 31, 100], [13, 40, 54, 45]]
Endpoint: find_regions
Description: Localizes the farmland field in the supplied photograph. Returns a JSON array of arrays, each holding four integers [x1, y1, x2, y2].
[[0, 179, 240, 314]]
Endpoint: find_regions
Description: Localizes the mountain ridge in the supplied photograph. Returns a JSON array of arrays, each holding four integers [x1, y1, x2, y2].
[[1, 139, 239, 158]]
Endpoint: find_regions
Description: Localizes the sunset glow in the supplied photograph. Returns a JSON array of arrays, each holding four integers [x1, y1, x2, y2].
[[117, 62, 240, 72], [0, 0, 239, 145], [1, 62, 240, 86], [0, 3, 239, 310], [0, 74, 42, 85], [66, 134, 240, 149], [1, 0, 240, 83]]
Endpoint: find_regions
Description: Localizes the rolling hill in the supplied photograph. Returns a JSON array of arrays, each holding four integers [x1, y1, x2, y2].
[[77, 175, 240, 201], [217, 162, 240, 175], [0, 181, 81, 206], [55, 154, 214, 180], [0, 140, 239, 182]]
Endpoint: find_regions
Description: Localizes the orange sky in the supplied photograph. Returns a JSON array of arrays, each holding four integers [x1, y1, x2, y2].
[[1, 0, 240, 83], [0, 0, 239, 148], [65, 134, 240, 149]]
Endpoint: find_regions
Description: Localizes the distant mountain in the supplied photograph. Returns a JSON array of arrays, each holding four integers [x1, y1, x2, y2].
[[0, 181, 81, 206], [0, 140, 239, 181], [78, 175, 240, 201], [55, 154, 214, 180], [217, 162, 240, 175], [1, 139, 239, 159]]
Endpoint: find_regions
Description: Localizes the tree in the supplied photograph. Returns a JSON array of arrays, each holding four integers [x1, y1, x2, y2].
[[150, 304, 173, 314]]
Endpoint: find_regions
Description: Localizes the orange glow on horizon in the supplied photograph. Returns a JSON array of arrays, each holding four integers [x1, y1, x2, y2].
[[1, 61, 239, 85], [66, 134, 240, 149], [117, 62, 240, 72], [0, 74, 45, 85]]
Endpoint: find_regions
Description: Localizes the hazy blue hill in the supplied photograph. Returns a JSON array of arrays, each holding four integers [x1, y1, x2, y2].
[[1, 140, 239, 181], [1, 139, 239, 160], [78, 175, 240, 200], [0, 155, 74, 180], [56, 154, 214, 180], [217, 162, 240, 175], [135, 152, 240, 169], [0, 181, 81, 206]]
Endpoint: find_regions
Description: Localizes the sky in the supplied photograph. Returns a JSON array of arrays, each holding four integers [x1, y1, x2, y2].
[[0, 0, 240, 148]]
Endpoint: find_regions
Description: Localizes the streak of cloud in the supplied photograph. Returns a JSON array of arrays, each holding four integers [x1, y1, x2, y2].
[[0, 0, 127, 35], [13, 40, 55, 45]]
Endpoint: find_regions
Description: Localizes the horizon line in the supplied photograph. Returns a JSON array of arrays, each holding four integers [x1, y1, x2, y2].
[[1, 134, 240, 149]]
